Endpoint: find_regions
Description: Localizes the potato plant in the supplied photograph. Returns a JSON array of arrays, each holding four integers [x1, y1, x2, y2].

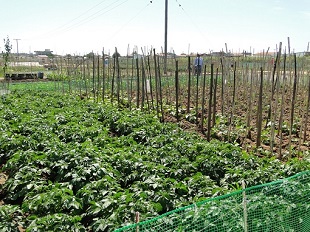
[[0, 90, 309, 231]]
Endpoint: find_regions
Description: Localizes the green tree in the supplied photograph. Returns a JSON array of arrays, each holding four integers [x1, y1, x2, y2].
[[2, 36, 12, 77]]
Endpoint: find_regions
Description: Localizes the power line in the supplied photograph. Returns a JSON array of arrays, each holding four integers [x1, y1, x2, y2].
[[173, 0, 209, 45], [60, 0, 129, 34], [175, 0, 184, 10], [52, 0, 109, 32], [25, 0, 129, 41], [108, 1, 152, 41]]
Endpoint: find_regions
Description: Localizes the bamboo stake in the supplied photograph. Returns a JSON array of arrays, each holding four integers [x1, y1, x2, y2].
[[187, 56, 191, 113], [141, 58, 146, 110], [246, 69, 254, 139], [175, 60, 179, 121], [115, 48, 121, 106], [303, 76, 310, 142], [111, 53, 116, 103], [298, 106, 305, 157], [195, 63, 199, 125], [97, 54, 100, 102], [267, 42, 282, 127], [212, 67, 218, 128], [153, 49, 160, 119], [157, 56, 164, 122], [147, 55, 154, 109], [143, 61, 150, 112], [136, 58, 140, 108], [201, 65, 207, 133], [83, 57, 88, 98], [207, 64, 214, 141], [256, 67, 264, 149], [126, 45, 130, 104], [278, 53, 287, 159], [78, 56, 82, 97], [220, 58, 224, 115], [102, 48, 105, 102], [270, 46, 282, 154], [129, 52, 134, 110], [140, 48, 150, 111], [228, 62, 237, 142], [289, 54, 298, 158], [92, 52, 95, 101]]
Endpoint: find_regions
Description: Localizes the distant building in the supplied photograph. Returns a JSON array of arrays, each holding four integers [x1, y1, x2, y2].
[[37, 55, 50, 65], [210, 51, 234, 57], [34, 49, 54, 57]]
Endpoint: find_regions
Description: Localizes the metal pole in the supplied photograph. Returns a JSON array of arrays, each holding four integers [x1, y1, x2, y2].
[[13, 39, 20, 58], [164, 0, 168, 74], [13, 39, 21, 64]]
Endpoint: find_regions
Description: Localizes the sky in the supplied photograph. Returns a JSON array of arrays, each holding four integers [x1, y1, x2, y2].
[[1, 0, 310, 56]]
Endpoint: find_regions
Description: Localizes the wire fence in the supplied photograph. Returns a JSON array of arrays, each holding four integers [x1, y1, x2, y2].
[[115, 170, 310, 232]]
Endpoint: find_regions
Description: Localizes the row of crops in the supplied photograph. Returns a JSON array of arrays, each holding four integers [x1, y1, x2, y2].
[[6, 47, 308, 158], [1, 90, 310, 231]]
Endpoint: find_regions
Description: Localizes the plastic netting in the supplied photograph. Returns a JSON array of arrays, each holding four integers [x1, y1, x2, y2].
[[115, 171, 310, 232]]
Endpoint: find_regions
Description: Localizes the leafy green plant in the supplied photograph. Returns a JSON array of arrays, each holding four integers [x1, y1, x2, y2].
[[0, 205, 23, 232], [2, 166, 49, 203], [22, 185, 82, 216], [26, 214, 86, 232], [1, 90, 310, 231]]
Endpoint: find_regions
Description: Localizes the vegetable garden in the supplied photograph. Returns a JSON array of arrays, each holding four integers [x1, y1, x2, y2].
[[0, 90, 309, 231], [1, 46, 310, 231], [5, 46, 310, 158]]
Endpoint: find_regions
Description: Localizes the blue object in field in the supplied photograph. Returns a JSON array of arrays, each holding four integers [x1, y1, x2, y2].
[[38, 72, 44, 79]]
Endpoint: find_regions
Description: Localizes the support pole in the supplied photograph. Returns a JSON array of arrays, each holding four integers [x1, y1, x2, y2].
[[242, 180, 248, 232], [164, 0, 168, 74], [13, 39, 21, 61]]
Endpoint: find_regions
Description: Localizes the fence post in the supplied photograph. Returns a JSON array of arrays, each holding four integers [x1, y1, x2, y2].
[[242, 180, 248, 232], [135, 211, 140, 232]]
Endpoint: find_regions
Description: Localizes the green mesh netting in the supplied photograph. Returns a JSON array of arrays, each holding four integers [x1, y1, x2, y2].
[[115, 171, 310, 232]]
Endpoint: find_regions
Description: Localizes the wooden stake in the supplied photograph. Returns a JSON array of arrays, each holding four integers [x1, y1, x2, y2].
[[201, 65, 207, 133], [246, 69, 254, 139], [153, 49, 160, 119], [157, 56, 164, 122], [303, 76, 310, 142], [92, 52, 95, 101], [228, 62, 237, 142], [147, 55, 154, 109], [187, 56, 191, 113], [256, 67, 264, 148], [278, 53, 287, 159], [102, 48, 105, 102], [220, 58, 224, 115], [212, 67, 218, 128], [289, 54, 298, 158], [136, 58, 140, 108], [207, 64, 214, 141], [175, 60, 179, 121]]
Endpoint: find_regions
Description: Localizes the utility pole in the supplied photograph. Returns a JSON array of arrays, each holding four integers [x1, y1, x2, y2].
[[13, 39, 21, 61], [164, 0, 168, 74]]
